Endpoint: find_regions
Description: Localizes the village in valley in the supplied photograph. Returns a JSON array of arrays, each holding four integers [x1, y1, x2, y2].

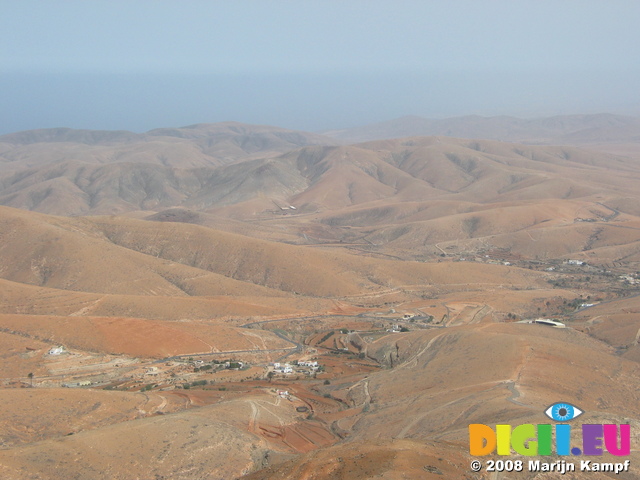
[[8, 259, 628, 396], [9, 243, 640, 398]]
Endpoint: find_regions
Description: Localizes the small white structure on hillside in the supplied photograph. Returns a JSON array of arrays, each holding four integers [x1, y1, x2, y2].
[[298, 361, 318, 368], [48, 346, 65, 356], [532, 318, 566, 328], [274, 363, 293, 374], [566, 260, 585, 265]]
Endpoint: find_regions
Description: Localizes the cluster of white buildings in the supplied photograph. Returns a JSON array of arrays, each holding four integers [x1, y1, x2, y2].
[[297, 360, 318, 368], [565, 259, 586, 266], [62, 380, 92, 387], [272, 362, 293, 374], [271, 360, 320, 375], [620, 274, 639, 285]]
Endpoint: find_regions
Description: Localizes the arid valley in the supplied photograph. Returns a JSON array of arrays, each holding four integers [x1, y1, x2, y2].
[[1, 115, 640, 479]]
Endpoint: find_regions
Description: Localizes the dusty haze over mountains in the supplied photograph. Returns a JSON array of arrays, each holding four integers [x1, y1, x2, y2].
[[323, 113, 640, 145], [3, 2, 640, 133]]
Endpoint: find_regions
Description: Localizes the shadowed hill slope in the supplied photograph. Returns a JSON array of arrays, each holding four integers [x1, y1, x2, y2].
[[3, 132, 639, 220], [242, 322, 640, 479], [0, 205, 545, 299]]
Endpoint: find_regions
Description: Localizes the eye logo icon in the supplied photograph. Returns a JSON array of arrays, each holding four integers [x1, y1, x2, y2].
[[470, 402, 630, 457], [544, 402, 583, 422]]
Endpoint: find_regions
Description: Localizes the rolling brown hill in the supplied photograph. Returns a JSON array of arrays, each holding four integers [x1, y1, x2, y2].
[[0, 122, 338, 215], [0, 121, 335, 166], [0, 205, 299, 297], [360, 323, 640, 441], [245, 323, 640, 479], [0, 277, 332, 321], [0, 313, 293, 359], [3, 129, 639, 221], [2, 128, 640, 278], [0, 205, 546, 299], [201, 137, 640, 266], [5, 319, 637, 479], [0, 394, 278, 480], [572, 295, 640, 363]]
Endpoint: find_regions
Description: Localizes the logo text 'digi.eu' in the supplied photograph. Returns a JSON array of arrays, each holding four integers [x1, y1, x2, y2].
[[470, 403, 631, 457], [469, 423, 631, 456]]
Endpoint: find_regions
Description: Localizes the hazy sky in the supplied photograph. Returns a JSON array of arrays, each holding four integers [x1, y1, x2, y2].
[[2, 1, 640, 134]]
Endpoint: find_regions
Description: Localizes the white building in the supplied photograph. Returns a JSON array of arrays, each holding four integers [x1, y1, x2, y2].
[[298, 361, 318, 367], [566, 260, 585, 265], [274, 363, 293, 374], [532, 318, 566, 328]]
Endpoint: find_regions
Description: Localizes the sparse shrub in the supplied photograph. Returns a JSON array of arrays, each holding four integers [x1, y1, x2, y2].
[[462, 216, 481, 236], [318, 331, 335, 344]]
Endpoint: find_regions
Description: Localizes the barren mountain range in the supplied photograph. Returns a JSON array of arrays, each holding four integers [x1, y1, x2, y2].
[[1, 116, 639, 479], [323, 113, 640, 145]]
